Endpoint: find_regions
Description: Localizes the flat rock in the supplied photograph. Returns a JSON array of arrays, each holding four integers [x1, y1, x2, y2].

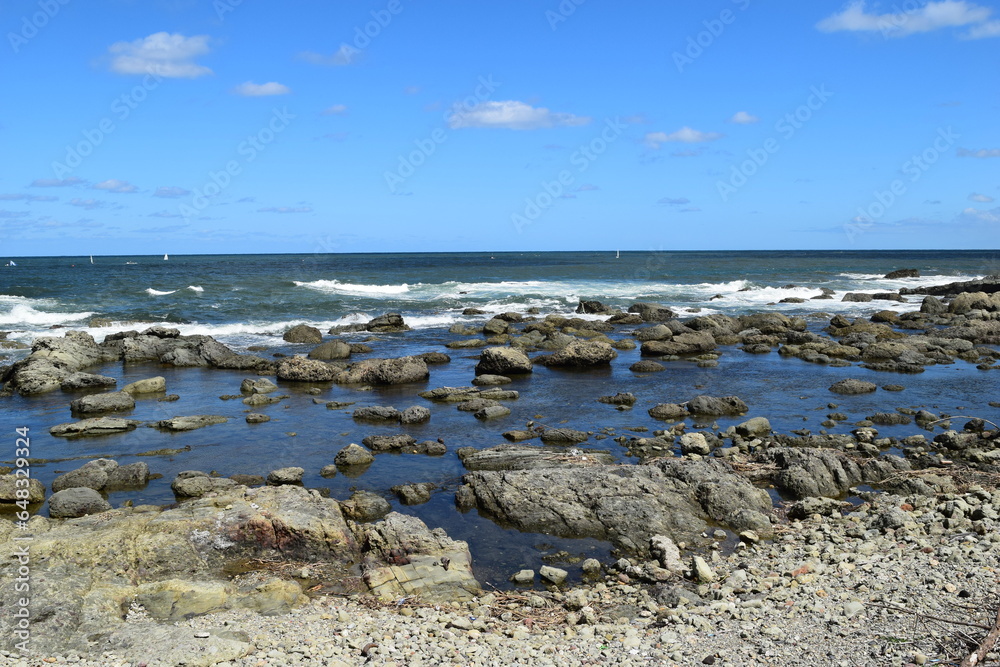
[[540, 339, 618, 368], [540, 428, 589, 444], [308, 340, 351, 360], [353, 406, 402, 422], [457, 444, 614, 471], [472, 374, 512, 386], [121, 376, 166, 395], [267, 467, 304, 485], [336, 356, 428, 385], [686, 395, 748, 416], [50, 417, 142, 438], [240, 377, 278, 394], [630, 359, 666, 372], [829, 379, 878, 394], [400, 405, 431, 424], [649, 403, 689, 421], [60, 372, 117, 391], [70, 391, 135, 415], [361, 434, 417, 452], [277, 356, 336, 382], [155, 415, 228, 431]]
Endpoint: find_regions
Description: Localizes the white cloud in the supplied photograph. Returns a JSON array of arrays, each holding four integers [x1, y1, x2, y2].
[[816, 1, 994, 38], [321, 104, 348, 116], [232, 81, 291, 97], [959, 206, 1000, 223], [93, 179, 137, 194], [645, 127, 723, 148], [299, 44, 359, 66], [728, 111, 759, 124], [69, 198, 106, 210], [258, 206, 312, 213], [30, 177, 83, 187], [448, 100, 591, 130], [108, 32, 212, 78], [963, 19, 1000, 37], [154, 186, 191, 198], [0, 193, 57, 201], [970, 193, 995, 202], [957, 147, 1000, 158], [658, 197, 691, 206]]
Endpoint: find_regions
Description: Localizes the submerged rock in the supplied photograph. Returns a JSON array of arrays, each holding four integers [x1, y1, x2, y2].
[[155, 415, 228, 431], [829, 379, 877, 395], [70, 391, 135, 415]]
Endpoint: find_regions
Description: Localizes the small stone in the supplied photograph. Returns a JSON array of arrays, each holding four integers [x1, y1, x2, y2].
[[914, 652, 928, 665], [511, 569, 535, 584], [692, 556, 714, 583], [843, 601, 864, 618], [539, 565, 568, 585], [193, 631, 210, 639]]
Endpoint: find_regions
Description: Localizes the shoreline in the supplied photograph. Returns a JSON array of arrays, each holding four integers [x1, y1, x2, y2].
[[0, 275, 998, 664]]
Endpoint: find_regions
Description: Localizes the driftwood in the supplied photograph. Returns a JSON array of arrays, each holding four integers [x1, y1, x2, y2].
[[960, 607, 1000, 667]]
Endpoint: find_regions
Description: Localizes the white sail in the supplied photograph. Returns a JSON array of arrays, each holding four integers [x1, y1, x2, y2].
[[164, 254, 169, 260], [90, 255, 94, 264]]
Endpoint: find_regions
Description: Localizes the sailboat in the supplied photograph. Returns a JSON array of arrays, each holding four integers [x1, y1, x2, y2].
[[5, 260, 15, 267], [616, 249, 620, 259], [90, 255, 94, 264], [163, 254, 169, 261]]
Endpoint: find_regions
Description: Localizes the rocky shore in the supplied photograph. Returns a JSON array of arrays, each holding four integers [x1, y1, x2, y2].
[[1, 274, 999, 665]]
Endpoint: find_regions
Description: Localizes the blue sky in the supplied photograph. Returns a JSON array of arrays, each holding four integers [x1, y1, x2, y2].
[[1, 0, 998, 256]]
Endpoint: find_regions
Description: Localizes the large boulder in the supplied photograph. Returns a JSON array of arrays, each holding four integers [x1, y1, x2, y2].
[[277, 356, 337, 382], [0, 475, 45, 504], [334, 443, 376, 467], [884, 268, 919, 279], [759, 448, 909, 499], [282, 324, 323, 344], [628, 302, 675, 322], [686, 395, 748, 416], [48, 487, 112, 518], [641, 331, 716, 356], [463, 458, 770, 553], [70, 391, 136, 415], [52, 460, 117, 492], [308, 340, 352, 360], [336, 356, 429, 385], [539, 339, 617, 368], [366, 312, 410, 333], [11, 331, 118, 395], [475, 347, 533, 376]]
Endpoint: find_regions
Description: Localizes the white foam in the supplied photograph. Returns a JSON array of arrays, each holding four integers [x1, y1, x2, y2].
[[146, 288, 177, 296], [0, 303, 94, 327], [294, 280, 411, 296], [187, 285, 204, 292]]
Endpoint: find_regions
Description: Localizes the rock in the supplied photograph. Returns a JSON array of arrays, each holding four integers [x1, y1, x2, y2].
[[692, 556, 714, 583], [577, 299, 615, 314], [362, 434, 417, 452], [679, 433, 711, 456], [366, 312, 410, 333], [70, 391, 136, 415], [458, 397, 500, 412], [242, 393, 282, 407], [171, 471, 237, 498], [457, 444, 614, 471], [283, 324, 323, 343], [650, 535, 684, 573], [540, 428, 588, 444], [277, 356, 336, 382], [630, 360, 666, 373], [353, 406, 403, 422], [539, 565, 568, 585], [511, 569, 535, 584], [463, 457, 770, 553], [829, 379, 877, 394], [0, 474, 44, 503], [11, 330, 119, 395], [884, 268, 919, 279], [319, 464, 337, 477], [475, 347, 533, 375], [246, 413, 271, 424], [353, 512, 480, 602], [52, 460, 114, 492], [540, 339, 618, 368], [598, 392, 637, 406], [635, 324, 673, 342], [391, 482, 435, 505], [340, 490, 391, 522], [400, 405, 431, 424], [628, 302, 675, 322], [50, 417, 142, 438], [949, 291, 996, 314], [475, 405, 511, 420], [417, 351, 451, 365], [155, 415, 228, 431], [308, 340, 352, 360], [641, 331, 717, 356], [48, 487, 112, 518], [335, 443, 376, 467], [920, 295, 948, 314], [60, 372, 117, 390], [336, 356, 429, 385], [841, 293, 873, 302], [581, 558, 601, 575], [686, 395, 748, 416], [649, 403, 689, 420], [240, 377, 278, 394], [105, 462, 150, 489], [101, 624, 252, 667], [121, 376, 166, 394], [472, 374, 511, 386], [350, 342, 374, 354], [482, 317, 510, 336], [760, 447, 909, 499], [735, 417, 771, 437], [267, 467, 305, 485], [901, 275, 1000, 296]]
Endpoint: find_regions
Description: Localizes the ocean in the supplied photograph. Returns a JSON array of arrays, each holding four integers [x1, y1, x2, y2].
[[1, 249, 998, 585]]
